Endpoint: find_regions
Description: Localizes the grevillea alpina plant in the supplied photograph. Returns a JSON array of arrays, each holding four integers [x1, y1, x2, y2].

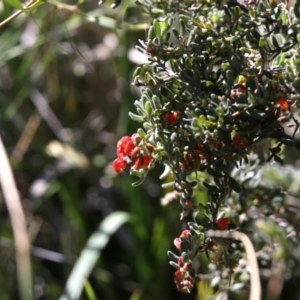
[[108, 0, 300, 298]]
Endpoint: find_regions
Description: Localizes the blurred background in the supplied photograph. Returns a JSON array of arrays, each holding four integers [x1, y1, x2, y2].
[[0, 1, 198, 299]]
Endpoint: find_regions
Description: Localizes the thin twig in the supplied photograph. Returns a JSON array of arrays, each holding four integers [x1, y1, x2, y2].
[[0, 0, 38, 28], [205, 230, 261, 300], [0, 136, 33, 300], [12, 113, 41, 162]]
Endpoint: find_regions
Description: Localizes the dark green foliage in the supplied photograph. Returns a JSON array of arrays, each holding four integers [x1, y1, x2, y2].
[[121, 0, 300, 298]]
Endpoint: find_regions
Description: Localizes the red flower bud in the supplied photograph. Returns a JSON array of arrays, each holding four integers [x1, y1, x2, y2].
[[174, 270, 183, 284], [131, 146, 141, 157], [180, 230, 191, 238], [165, 111, 179, 125], [174, 237, 181, 250], [216, 218, 230, 230], [276, 98, 289, 111], [146, 144, 154, 152], [132, 157, 142, 170], [177, 256, 184, 267], [117, 136, 131, 148], [232, 134, 248, 149], [113, 158, 127, 173], [146, 47, 156, 55], [117, 136, 134, 156], [142, 154, 151, 168], [131, 133, 141, 144]]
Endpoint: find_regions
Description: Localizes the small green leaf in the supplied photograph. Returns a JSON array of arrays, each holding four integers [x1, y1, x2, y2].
[[159, 164, 171, 179], [129, 112, 143, 122], [169, 261, 180, 269], [246, 108, 266, 120], [229, 176, 242, 193], [293, 77, 300, 94], [259, 37, 266, 47], [207, 167, 224, 178], [269, 146, 282, 154], [59, 212, 130, 300], [278, 137, 297, 147], [161, 181, 175, 189], [172, 28, 180, 39], [226, 69, 234, 86], [153, 19, 161, 38], [147, 26, 155, 40], [274, 155, 283, 165], [167, 251, 179, 261], [203, 182, 220, 193], [294, 3, 300, 19], [3, 0, 23, 9]]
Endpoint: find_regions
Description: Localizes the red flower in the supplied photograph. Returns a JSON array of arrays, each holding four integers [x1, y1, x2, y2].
[[181, 163, 189, 170], [132, 154, 151, 170], [230, 86, 246, 100], [165, 111, 179, 125], [117, 136, 134, 156], [180, 230, 191, 238], [131, 146, 141, 157], [174, 237, 181, 250], [113, 158, 127, 173], [114, 134, 152, 173], [132, 157, 142, 170], [276, 98, 289, 111], [131, 133, 141, 144], [116, 147, 125, 158], [142, 154, 151, 168], [232, 134, 248, 149], [177, 257, 184, 267], [174, 270, 183, 284], [216, 218, 230, 230], [206, 240, 215, 249], [146, 47, 156, 56]]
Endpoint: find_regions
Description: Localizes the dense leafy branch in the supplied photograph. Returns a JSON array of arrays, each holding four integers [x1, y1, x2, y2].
[[112, 0, 300, 298]]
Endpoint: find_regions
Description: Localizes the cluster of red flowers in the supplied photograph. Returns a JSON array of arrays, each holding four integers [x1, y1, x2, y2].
[[174, 267, 194, 293], [172, 230, 194, 292], [181, 140, 230, 171], [113, 134, 152, 174], [181, 143, 209, 170]]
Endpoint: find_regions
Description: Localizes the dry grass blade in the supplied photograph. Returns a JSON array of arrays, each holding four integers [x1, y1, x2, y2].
[[0, 136, 33, 300], [205, 230, 261, 300]]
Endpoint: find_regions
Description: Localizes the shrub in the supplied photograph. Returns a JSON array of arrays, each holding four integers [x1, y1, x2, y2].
[[112, 0, 300, 299]]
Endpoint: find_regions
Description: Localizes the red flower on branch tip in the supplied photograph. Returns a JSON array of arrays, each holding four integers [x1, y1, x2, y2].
[[132, 154, 151, 170], [165, 111, 179, 125], [117, 136, 134, 157], [113, 135, 153, 174], [216, 218, 231, 230], [180, 230, 191, 238], [113, 158, 127, 174], [174, 237, 181, 250], [276, 98, 289, 111], [232, 134, 248, 149], [174, 230, 191, 250], [174, 270, 194, 293]]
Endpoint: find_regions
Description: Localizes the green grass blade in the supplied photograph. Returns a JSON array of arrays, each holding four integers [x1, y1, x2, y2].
[[59, 211, 131, 300]]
